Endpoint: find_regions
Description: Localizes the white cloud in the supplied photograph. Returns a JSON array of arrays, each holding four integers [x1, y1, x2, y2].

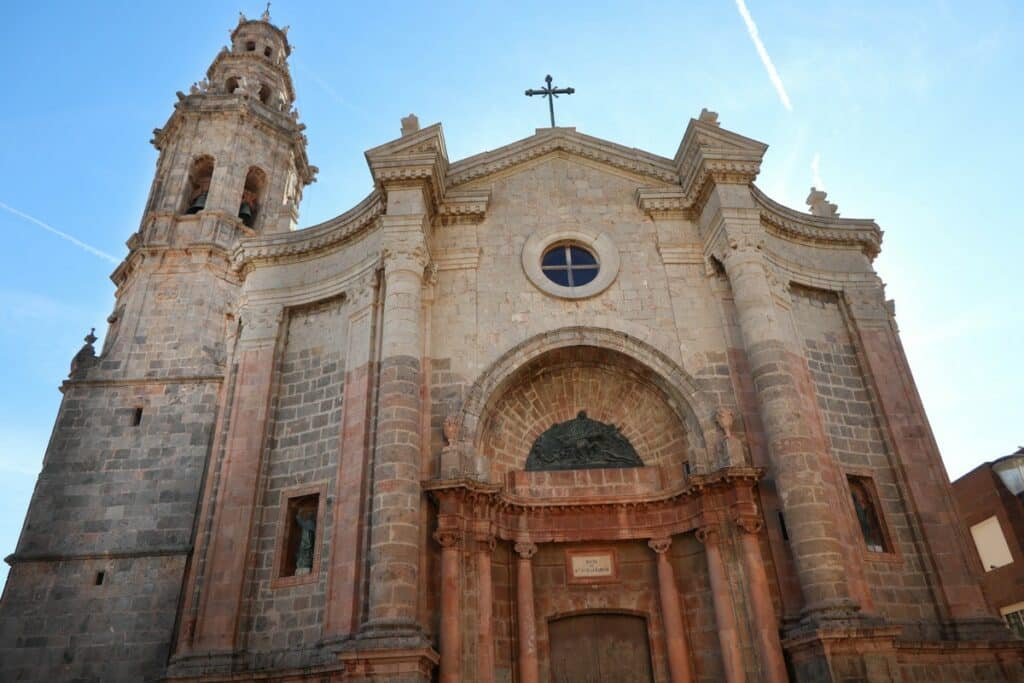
[[735, 0, 793, 112], [0, 201, 119, 264]]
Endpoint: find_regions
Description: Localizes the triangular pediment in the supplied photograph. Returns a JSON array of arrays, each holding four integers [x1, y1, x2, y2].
[[446, 127, 680, 189]]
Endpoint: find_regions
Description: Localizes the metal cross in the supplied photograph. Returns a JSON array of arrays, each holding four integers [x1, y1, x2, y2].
[[525, 75, 575, 128]]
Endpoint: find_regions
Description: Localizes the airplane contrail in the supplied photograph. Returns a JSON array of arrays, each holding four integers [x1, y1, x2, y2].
[[735, 0, 794, 112], [0, 201, 119, 264]]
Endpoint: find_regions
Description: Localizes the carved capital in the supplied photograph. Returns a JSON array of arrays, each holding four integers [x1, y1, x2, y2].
[[238, 303, 284, 348], [648, 537, 672, 555], [514, 541, 538, 559], [347, 270, 378, 312], [735, 515, 763, 535], [475, 533, 497, 554], [433, 529, 462, 549], [382, 245, 428, 278], [695, 524, 721, 546]]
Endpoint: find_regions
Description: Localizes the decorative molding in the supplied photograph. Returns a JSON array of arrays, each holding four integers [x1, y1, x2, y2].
[[735, 515, 763, 535], [695, 524, 722, 545], [447, 128, 679, 188], [751, 185, 882, 259], [648, 537, 672, 554], [514, 541, 538, 559], [231, 191, 384, 271], [433, 247, 481, 271], [635, 187, 691, 215], [432, 529, 462, 549], [657, 244, 703, 266], [437, 189, 490, 224]]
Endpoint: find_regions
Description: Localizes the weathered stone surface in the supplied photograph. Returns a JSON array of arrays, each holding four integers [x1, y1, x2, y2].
[[1, 10, 1020, 683]]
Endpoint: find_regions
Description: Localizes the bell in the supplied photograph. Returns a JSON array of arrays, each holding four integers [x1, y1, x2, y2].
[[238, 201, 255, 227], [185, 192, 207, 214]]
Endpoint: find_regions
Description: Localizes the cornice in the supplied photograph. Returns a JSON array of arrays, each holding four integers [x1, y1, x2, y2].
[[437, 189, 490, 225], [447, 128, 679, 188], [751, 185, 882, 259], [231, 191, 384, 271], [423, 466, 764, 514], [151, 95, 317, 185], [635, 187, 692, 216]]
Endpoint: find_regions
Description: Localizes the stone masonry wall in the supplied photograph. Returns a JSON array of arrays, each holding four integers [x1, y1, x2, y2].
[[790, 285, 942, 634], [239, 296, 347, 660], [0, 380, 220, 681], [0, 555, 188, 682]]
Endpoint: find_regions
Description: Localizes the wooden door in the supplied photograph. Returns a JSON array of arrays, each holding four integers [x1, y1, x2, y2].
[[548, 613, 654, 683]]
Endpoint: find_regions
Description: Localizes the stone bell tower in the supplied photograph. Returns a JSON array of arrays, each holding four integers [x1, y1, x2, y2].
[[0, 10, 314, 682]]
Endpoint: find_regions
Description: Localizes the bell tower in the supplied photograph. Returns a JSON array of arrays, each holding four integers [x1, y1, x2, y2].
[[144, 8, 316, 237], [0, 11, 316, 683]]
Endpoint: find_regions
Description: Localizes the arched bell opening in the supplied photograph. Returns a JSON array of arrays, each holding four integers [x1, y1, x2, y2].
[[182, 155, 214, 215], [475, 344, 696, 486], [239, 166, 266, 229], [225, 76, 239, 95], [258, 84, 271, 105]]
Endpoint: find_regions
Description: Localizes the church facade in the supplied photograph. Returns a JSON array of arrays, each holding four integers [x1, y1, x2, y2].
[[1, 12, 1021, 683]]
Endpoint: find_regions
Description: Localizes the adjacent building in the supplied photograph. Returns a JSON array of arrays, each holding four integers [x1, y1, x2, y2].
[[953, 447, 1024, 638], [1, 11, 1021, 683]]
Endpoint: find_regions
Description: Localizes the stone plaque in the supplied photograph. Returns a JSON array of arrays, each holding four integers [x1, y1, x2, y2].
[[566, 548, 618, 584]]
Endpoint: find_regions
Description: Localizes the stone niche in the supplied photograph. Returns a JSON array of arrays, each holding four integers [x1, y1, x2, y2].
[[477, 345, 691, 487]]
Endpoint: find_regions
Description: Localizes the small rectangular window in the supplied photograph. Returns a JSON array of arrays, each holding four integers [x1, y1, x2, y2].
[[132, 407, 143, 426], [970, 516, 1013, 571], [95, 571, 105, 586], [280, 493, 320, 578]]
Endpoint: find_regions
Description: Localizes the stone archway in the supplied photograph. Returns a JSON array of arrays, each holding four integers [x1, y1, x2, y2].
[[548, 612, 655, 683], [456, 327, 716, 474]]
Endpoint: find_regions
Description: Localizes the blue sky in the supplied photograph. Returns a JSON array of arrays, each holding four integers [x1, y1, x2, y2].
[[1, 1, 1021, 585]]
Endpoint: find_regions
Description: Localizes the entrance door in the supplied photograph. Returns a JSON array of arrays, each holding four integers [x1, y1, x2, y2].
[[548, 613, 654, 683]]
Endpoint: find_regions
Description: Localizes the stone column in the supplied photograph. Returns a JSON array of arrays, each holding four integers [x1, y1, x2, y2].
[[362, 225, 429, 638], [476, 534, 497, 683], [735, 516, 787, 683], [648, 538, 694, 683], [719, 237, 857, 620], [434, 529, 462, 683], [514, 542, 540, 683], [697, 525, 744, 683], [192, 303, 282, 652], [324, 273, 378, 638]]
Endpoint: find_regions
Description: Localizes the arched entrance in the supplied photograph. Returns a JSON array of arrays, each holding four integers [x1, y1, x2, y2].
[[549, 613, 654, 683]]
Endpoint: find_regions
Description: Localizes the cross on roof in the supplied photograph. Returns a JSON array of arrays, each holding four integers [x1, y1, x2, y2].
[[525, 74, 575, 128]]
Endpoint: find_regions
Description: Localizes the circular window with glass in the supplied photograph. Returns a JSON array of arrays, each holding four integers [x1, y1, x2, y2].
[[541, 243, 600, 288]]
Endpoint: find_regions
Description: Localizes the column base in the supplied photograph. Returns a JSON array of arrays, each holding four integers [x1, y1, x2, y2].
[[338, 646, 439, 683], [355, 619, 432, 649]]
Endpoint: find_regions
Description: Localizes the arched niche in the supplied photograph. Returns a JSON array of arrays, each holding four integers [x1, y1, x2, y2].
[[182, 155, 214, 214], [239, 166, 266, 229], [459, 328, 715, 484]]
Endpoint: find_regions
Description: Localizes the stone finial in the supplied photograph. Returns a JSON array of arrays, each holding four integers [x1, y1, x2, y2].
[[401, 113, 420, 136], [238, 12, 247, 24], [806, 187, 839, 217], [715, 407, 748, 468], [262, 2, 272, 22], [699, 108, 720, 126], [69, 328, 98, 378]]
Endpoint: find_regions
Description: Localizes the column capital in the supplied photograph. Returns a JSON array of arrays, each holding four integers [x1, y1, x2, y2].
[[346, 268, 379, 314], [648, 537, 673, 555], [433, 529, 462, 549], [735, 514, 764, 535], [238, 302, 284, 349], [474, 532, 496, 554], [382, 245, 429, 278], [514, 541, 538, 559], [695, 524, 722, 546]]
